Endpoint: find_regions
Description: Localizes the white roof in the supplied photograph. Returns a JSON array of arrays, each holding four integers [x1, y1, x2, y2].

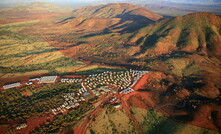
[[39, 76, 57, 83], [3, 82, 21, 89]]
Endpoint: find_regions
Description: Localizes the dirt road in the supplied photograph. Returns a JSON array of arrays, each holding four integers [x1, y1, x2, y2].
[[121, 97, 143, 134]]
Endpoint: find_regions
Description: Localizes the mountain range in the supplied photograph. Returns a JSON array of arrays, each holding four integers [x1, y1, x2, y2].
[[37, 3, 220, 102]]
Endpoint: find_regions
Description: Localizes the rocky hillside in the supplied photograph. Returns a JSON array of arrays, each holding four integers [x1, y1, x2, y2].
[[128, 12, 221, 59], [71, 3, 162, 21], [56, 3, 163, 32]]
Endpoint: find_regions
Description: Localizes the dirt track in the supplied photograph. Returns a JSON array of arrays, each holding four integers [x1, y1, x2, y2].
[[73, 94, 112, 134], [121, 97, 143, 134]]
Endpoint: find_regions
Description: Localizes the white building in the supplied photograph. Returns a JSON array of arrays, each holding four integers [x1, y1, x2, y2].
[[16, 123, 27, 130], [3, 82, 21, 90], [39, 76, 57, 83]]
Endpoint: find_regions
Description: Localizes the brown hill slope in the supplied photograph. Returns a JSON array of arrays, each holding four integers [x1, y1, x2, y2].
[[82, 12, 220, 131], [55, 3, 163, 32], [128, 12, 221, 59], [0, 1, 67, 23], [48, 12, 221, 132], [55, 12, 220, 101], [0, 2, 67, 22], [71, 3, 162, 21], [5, 1, 62, 13]]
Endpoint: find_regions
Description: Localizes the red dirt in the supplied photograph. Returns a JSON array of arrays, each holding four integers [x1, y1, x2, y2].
[[124, 73, 156, 109], [126, 92, 150, 110], [69, 65, 91, 73], [18, 114, 54, 134], [121, 97, 143, 134], [133, 73, 150, 90], [62, 75, 85, 78], [0, 73, 45, 85], [73, 94, 111, 134], [123, 71, 221, 132], [125, 91, 155, 109], [0, 18, 32, 24], [74, 107, 102, 134], [0, 125, 9, 134], [189, 103, 221, 132]]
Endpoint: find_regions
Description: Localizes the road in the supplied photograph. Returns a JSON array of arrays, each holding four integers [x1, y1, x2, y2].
[[121, 97, 144, 134], [73, 94, 112, 134]]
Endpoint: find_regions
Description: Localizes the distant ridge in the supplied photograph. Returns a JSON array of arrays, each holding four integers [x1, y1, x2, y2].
[[71, 3, 162, 21], [57, 3, 163, 32], [3, 1, 63, 13]]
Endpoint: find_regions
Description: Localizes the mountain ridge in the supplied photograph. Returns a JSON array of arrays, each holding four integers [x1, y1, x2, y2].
[[55, 3, 163, 32], [71, 3, 162, 21], [126, 12, 221, 59]]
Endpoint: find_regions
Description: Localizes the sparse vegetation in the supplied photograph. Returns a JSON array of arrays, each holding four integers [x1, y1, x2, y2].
[[131, 107, 218, 134], [0, 83, 81, 120], [31, 103, 93, 134]]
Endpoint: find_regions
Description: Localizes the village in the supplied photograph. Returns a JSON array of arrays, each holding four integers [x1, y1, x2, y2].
[[1, 69, 149, 131]]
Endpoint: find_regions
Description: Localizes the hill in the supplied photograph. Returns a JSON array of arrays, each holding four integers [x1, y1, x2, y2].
[[128, 12, 221, 58], [53, 3, 163, 32], [5, 1, 63, 13], [71, 3, 162, 21], [51, 13, 221, 127], [0, 1, 69, 24], [0, 1, 67, 20], [68, 12, 220, 132], [41, 12, 221, 101]]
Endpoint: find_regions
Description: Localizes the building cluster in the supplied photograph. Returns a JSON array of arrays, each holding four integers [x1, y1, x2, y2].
[[39, 76, 58, 83], [16, 123, 27, 130], [60, 78, 82, 83], [51, 88, 88, 115], [1, 76, 58, 90], [51, 70, 148, 114], [107, 96, 122, 110], [130, 70, 149, 87], [82, 70, 148, 95], [1, 70, 149, 116], [97, 86, 111, 95], [109, 97, 119, 104], [119, 87, 134, 94], [83, 71, 131, 92]]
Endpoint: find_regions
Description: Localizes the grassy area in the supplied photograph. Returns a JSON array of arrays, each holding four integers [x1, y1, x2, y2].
[[32, 103, 93, 134], [0, 83, 81, 120], [0, 20, 86, 78], [0, 20, 39, 32], [72, 65, 124, 75], [165, 58, 202, 76], [130, 107, 218, 134], [87, 110, 134, 134]]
